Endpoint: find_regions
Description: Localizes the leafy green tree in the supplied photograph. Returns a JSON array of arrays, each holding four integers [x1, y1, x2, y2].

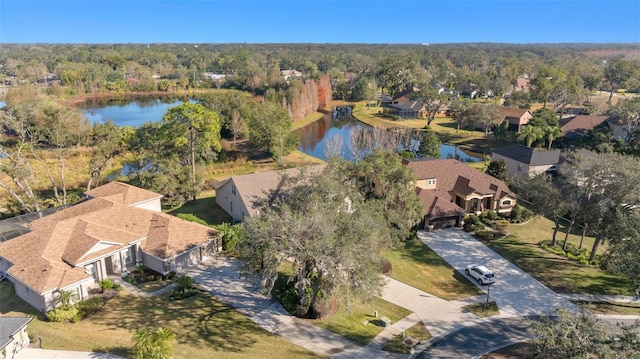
[[530, 307, 640, 359], [416, 127, 441, 159], [132, 327, 175, 359], [485, 159, 509, 182], [247, 102, 298, 167], [239, 163, 389, 318], [613, 97, 640, 145], [87, 121, 132, 190], [603, 210, 640, 297], [160, 103, 222, 200], [354, 150, 424, 244], [604, 58, 638, 104], [513, 173, 565, 246], [544, 126, 563, 150], [414, 86, 450, 126], [518, 125, 544, 147], [448, 97, 472, 132]]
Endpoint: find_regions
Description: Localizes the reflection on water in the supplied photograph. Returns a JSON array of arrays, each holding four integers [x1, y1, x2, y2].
[[296, 111, 483, 162], [78, 95, 194, 127]]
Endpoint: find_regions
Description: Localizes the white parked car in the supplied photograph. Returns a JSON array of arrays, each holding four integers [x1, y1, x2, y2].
[[465, 264, 496, 285]]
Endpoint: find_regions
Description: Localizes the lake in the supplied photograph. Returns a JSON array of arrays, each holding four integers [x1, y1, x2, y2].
[[297, 111, 483, 162], [78, 96, 192, 127], [73, 98, 482, 163]]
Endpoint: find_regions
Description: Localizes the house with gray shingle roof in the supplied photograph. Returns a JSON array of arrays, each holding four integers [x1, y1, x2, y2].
[[215, 166, 325, 222], [0, 317, 31, 358], [0, 182, 219, 313], [492, 144, 561, 180], [402, 158, 516, 228]]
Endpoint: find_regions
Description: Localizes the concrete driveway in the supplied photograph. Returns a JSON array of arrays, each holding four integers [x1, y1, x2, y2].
[[418, 228, 578, 317]]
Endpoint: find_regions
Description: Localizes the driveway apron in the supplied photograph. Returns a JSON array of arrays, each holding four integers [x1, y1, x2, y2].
[[418, 228, 578, 316]]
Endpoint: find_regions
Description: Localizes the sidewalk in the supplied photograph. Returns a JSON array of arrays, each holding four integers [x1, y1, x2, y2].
[[185, 256, 369, 358], [560, 293, 640, 305], [16, 348, 125, 359]]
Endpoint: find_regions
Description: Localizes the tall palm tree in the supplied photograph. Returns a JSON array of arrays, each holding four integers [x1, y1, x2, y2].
[[55, 289, 78, 310], [545, 126, 564, 150], [517, 125, 543, 147]]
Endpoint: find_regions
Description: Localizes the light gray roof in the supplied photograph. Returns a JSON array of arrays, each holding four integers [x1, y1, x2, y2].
[[217, 165, 325, 217], [0, 317, 32, 350], [493, 144, 560, 166]]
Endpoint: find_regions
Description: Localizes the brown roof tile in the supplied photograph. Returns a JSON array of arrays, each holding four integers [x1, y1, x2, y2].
[[403, 158, 515, 219], [84, 181, 162, 206], [0, 182, 215, 295], [559, 115, 609, 134]]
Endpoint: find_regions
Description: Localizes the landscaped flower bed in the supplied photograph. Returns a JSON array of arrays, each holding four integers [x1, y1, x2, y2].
[[123, 265, 176, 292]]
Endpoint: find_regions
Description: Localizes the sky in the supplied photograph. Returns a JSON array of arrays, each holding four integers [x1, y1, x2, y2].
[[0, 0, 639, 44]]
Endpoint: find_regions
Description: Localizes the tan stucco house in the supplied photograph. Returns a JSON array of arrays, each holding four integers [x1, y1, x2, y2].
[[0, 182, 219, 313], [403, 158, 516, 228], [492, 144, 561, 180], [0, 317, 31, 359]]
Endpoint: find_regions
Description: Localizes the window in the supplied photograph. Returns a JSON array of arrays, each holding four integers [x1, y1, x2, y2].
[[230, 201, 233, 212], [517, 163, 523, 172], [231, 184, 237, 195], [503, 200, 512, 206], [427, 178, 436, 186], [124, 247, 134, 264]]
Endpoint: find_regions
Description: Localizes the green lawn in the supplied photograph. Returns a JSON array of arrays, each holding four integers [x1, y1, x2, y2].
[[0, 282, 321, 359], [167, 190, 232, 226], [575, 301, 640, 316], [485, 217, 633, 295], [314, 297, 412, 345], [382, 322, 431, 354], [461, 301, 500, 318], [382, 240, 483, 300]]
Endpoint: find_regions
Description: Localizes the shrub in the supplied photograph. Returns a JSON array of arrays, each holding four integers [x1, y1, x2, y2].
[[177, 213, 209, 226], [486, 210, 498, 220], [509, 204, 533, 223], [166, 271, 176, 280], [113, 283, 122, 292], [99, 279, 114, 292], [215, 223, 246, 252], [276, 283, 299, 313], [474, 230, 497, 241], [46, 306, 80, 323], [123, 275, 137, 285]]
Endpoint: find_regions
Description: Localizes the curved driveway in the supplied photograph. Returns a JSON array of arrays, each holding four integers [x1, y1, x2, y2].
[[418, 228, 578, 317]]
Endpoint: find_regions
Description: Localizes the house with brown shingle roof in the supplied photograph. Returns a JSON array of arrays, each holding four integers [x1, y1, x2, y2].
[[403, 158, 516, 228], [0, 182, 218, 313], [499, 107, 533, 132], [559, 115, 610, 138], [215, 166, 325, 222]]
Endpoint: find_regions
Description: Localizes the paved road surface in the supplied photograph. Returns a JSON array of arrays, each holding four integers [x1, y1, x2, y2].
[[418, 229, 578, 316], [416, 317, 535, 359]]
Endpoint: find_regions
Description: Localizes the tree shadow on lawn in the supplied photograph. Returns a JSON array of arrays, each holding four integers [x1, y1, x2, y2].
[[485, 237, 632, 295], [168, 196, 232, 226], [90, 291, 266, 355]]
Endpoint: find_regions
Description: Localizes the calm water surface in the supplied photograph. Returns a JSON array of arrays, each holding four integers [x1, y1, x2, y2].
[[297, 112, 483, 162], [78, 96, 191, 127]]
